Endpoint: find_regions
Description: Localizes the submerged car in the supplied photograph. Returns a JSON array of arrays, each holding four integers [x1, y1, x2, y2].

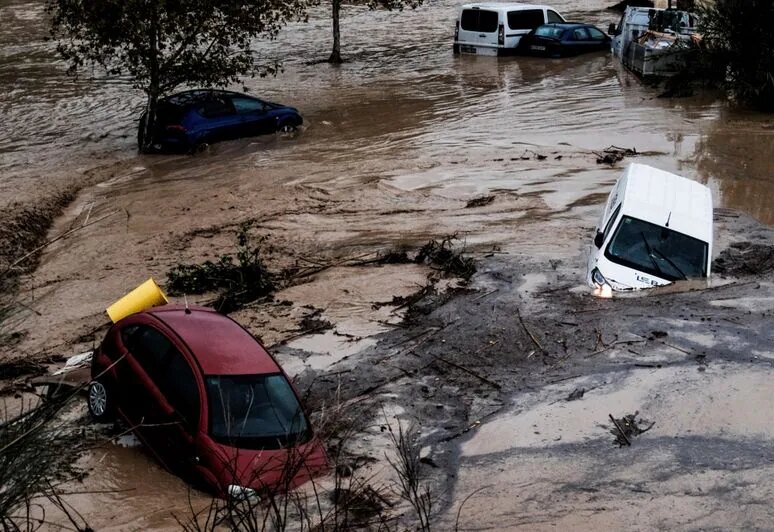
[[518, 23, 611, 57], [88, 305, 326, 497], [587, 163, 713, 293], [453, 3, 566, 56], [138, 89, 303, 153]]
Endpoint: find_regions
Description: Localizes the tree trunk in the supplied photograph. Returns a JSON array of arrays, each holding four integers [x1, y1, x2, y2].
[[328, 0, 343, 64], [140, 6, 160, 153], [140, 91, 159, 153]]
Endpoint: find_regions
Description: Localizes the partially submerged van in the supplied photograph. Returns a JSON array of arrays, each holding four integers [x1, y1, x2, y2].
[[610, 7, 697, 59], [587, 163, 713, 292], [609, 6, 698, 75], [454, 3, 565, 56]]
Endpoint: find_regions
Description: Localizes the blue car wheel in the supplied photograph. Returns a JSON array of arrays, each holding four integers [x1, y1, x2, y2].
[[278, 122, 298, 134]]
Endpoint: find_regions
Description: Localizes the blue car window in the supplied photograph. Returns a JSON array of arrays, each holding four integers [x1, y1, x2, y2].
[[572, 28, 591, 41], [535, 26, 564, 38], [198, 97, 236, 118], [588, 27, 607, 41], [232, 97, 267, 114]]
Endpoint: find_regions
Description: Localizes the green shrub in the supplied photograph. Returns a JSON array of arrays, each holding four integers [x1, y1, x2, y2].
[[166, 222, 275, 313], [697, 0, 774, 110]]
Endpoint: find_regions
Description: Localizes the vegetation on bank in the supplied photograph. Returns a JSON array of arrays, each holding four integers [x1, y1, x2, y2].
[[695, 0, 774, 111]]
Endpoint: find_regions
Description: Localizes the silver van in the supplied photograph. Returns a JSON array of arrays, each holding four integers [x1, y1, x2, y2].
[[454, 3, 565, 56]]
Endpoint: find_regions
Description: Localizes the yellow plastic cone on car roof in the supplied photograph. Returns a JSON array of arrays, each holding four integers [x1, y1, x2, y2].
[[106, 278, 168, 323]]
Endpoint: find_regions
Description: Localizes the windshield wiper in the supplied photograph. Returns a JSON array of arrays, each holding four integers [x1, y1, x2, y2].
[[639, 232, 665, 277], [650, 247, 688, 280]]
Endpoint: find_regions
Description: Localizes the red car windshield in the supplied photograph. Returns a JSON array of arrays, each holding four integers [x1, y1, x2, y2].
[[206, 374, 311, 450]]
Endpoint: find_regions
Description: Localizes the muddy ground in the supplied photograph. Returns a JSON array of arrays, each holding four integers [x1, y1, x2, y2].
[[2, 0, 774, 529]]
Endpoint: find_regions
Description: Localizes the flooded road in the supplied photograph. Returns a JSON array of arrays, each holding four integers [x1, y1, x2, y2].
[[2, 0, 773, 221], [2, 0, 774, 529]]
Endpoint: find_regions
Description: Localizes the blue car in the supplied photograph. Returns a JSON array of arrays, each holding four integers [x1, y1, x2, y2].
[[138, 89, 303, 153], [518, 23, 611, 58]]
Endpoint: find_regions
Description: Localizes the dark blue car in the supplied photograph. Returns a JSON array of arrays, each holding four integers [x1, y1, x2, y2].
[[138, 89, 303, 153], [518, 23, 611, 58]]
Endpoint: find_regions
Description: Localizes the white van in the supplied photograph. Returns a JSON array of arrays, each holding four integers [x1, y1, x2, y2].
[[587, 163, 713, 293], [454, 3, 565, 56]]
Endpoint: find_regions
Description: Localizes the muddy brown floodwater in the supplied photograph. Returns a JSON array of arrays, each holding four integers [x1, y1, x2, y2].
[[2, 0, 774, 529]]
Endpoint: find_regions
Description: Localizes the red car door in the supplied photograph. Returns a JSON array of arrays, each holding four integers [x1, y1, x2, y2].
[[119, 323, 198, 476], [147, 336, 204, 479]]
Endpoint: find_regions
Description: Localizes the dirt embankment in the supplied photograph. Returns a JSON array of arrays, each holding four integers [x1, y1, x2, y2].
[[0, 189, 77, 292]]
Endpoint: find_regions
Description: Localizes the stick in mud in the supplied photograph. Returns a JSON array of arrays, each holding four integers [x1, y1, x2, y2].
[[609, 414, 631, 447], [432, 355, 501, 390], [516, 308, 546, 355]]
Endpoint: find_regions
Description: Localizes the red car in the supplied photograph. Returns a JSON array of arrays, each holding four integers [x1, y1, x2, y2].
[[88, 305, 327, 497]]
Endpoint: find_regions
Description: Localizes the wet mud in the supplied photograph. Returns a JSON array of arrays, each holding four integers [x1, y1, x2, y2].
[[2, 0, 774, 528], [714, 242, 774, 277]]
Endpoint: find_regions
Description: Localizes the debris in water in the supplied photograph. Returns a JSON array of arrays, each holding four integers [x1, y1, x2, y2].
[[52, 351, 93, 375], [298, 308, 333, 333], [415, 235, 476, 281], [465, 195, 495, 209], [609, 411, 655, 447], [595, 146, 637, 165], [375, 249, 412, 264]]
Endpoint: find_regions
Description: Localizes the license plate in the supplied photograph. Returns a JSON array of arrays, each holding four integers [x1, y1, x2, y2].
[[460, 45, 477, 54], [530, 45, 546, 51]]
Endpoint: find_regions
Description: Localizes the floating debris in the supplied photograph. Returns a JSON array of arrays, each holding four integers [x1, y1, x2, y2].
[[465, 196, 495, 209], [595, 146, 637, 165]]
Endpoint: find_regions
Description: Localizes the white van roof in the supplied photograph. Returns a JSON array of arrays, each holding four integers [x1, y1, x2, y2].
[[620, 163, 712, 244], [460, 3, 552, 11]]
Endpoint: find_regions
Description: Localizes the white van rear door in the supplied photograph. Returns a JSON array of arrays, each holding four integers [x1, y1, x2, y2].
[[458, 8, 500, 51]]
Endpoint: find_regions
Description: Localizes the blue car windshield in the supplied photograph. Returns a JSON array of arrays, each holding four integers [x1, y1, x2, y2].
[[206, 374, 310, 450], [605, 216, 708, 281], [535, 26, 565, 38]]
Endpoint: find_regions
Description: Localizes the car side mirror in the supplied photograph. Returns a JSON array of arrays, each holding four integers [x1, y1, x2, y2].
[[608, 23, 617, 35], [594, 231, 605, 249]]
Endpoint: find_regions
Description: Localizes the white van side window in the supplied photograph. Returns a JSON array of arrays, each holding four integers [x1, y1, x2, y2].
[[547, 10, 564, 23], [603, 204, 622, 239], [461, 9, 499, 33], [507, 9, 545, 30]]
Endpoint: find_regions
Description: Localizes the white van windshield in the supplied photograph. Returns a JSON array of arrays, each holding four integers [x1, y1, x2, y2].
[[605, 216, 708, 281], [461, 9, 499, 33]]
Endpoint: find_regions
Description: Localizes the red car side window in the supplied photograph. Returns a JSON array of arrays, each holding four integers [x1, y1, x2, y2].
[[123, 324, 201, 431], [158, 350, 201, 431]]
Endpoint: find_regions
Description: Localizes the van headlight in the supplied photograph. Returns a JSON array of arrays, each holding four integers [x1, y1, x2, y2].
[[591, 268, 613, 299], [228, 484, 261, 502], [591, 268, 608, 287]]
